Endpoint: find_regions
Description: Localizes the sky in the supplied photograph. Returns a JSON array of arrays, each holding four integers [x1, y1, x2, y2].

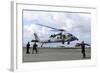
[[23, 10, 91, 47]]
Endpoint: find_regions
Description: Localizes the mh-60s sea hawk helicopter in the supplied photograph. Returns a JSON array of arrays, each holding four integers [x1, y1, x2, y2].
[[31, 23, 79, 47]]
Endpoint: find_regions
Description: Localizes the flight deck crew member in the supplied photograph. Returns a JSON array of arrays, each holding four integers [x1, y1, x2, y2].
[[80, 41, 90, 58], [26, 42, 30, 54], [32, 42, 38, 54]]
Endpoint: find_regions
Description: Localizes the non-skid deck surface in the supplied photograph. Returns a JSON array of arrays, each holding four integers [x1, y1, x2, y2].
[[23, 47, 91, 62]]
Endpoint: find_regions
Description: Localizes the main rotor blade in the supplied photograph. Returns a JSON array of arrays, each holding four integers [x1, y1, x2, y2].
[[36, 23, 64, 31]]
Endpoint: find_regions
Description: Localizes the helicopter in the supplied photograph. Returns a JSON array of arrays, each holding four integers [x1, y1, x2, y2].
[[31, 23, 79, 47]]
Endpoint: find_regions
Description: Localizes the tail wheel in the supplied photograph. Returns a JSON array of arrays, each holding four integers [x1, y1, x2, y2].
[[41, 43, 44, 47]]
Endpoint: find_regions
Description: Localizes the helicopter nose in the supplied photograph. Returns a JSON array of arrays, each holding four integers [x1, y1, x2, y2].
[[73, 36, 78, 41], [76, 37, 79, 40]]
